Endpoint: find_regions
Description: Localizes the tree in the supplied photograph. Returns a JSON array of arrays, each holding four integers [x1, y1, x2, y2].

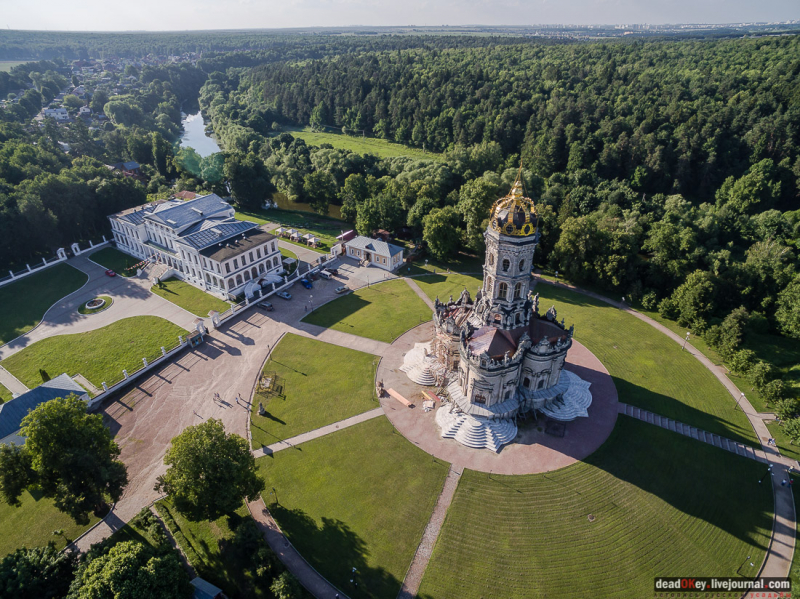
[[303, 170, 337, 216], [423, 206, 461, 260], [776, 279, 800, 339], [150, 132, 172, 177], [224, 152, 275, 210], [270, 571, 303, 599], [667, 270, 717, 328], [783, 418, 800, 446], [0, 543, 77, 599], [457, 176, 500, 252], [704, 306, 749, 359], [90, 90, 109, 115], [155, 419, 264, 521], [62, 95, 84, 110], [775, 399, 800, 421], [68, 541, 191, 599], [0, 396, 127, 524]]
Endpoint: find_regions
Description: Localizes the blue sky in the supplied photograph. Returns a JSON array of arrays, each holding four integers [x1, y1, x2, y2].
[[3, 0, 798, 31]]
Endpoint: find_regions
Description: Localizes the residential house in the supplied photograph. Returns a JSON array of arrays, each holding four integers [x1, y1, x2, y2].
[[345, 236, 404, 271]]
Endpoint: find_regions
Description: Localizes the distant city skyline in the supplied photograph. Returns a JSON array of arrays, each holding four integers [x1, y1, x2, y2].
[[4, 0, 798, 32]]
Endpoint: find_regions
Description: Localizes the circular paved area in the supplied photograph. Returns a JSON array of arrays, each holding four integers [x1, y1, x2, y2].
[[377, 322, 618, 475]]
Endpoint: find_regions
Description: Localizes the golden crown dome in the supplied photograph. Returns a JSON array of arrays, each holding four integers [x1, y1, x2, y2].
[[488, 174, 538, 237]]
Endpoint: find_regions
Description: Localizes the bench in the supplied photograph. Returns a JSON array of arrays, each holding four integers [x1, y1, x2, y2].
[[387, 388, 414, 408]]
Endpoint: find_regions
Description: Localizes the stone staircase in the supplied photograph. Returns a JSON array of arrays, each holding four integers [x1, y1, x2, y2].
[[435, 408, 517, 452], [619, 403, 767, 463], [540, 371, 593, 421]]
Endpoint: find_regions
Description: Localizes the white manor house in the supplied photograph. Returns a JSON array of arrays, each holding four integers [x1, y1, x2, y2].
[[109, 194, 283, 299]]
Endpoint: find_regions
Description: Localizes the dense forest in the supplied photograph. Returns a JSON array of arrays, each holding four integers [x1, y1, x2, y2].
[[0, 32, 799, 409]]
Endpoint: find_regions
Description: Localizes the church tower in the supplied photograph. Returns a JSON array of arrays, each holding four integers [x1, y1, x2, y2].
[[472, 172, 539, 330]]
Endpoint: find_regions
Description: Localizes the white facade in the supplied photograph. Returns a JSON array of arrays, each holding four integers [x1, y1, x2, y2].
[[109, 194, 283, 299], [345, 236, 404, 271], [43, 107, 69, 121]]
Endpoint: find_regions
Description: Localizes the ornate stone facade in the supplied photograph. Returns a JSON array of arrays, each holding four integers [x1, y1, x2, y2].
[[402, 174, 593, 451]]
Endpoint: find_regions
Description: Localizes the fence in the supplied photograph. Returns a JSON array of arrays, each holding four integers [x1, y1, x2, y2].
[[0, 236, 109, 288]]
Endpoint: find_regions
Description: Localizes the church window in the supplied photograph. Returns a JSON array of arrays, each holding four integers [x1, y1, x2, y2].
[[474, 393, 487, 404], [523, 377, 531, 388], [515, 313, 521, 325], [538, 379, 545, 389], [486, 276, 493, 293], [498, 282, 508, 299], [494, 314, 502, 323], [489, 254, 494, 266], [502, 258, 510, 271], [514, 283, 522, 299], [519, 259, 525, 271], [505, 390, 511, 399]]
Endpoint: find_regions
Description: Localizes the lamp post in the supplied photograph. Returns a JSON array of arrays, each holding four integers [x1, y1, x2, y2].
[[735, 392, 745, 412], [309, 294, 313, 312], [681, 331, 690, 351]]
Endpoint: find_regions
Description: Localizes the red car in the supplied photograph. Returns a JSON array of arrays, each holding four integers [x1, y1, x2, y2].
[[105, 269, 116, 277]]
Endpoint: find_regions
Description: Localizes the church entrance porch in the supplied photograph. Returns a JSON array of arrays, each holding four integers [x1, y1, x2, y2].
[[377, 322, 619, 475]]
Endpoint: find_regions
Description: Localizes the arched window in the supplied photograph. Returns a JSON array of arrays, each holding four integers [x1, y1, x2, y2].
[[489, 254, 495, 266], [236, 274, 243, 286], [538, 379, 545, 389], [523, 377, 531, 388], [519, 259, 525, 272], [515, 313, 521, 325], [259, 263, 265, 274], [486, 276, 493, 293], [243, 270, 251, 282], [227, 278, 234, 289], [514, 282, 522, 299], [498, 282, 508, 299], [474, 393, 486, 405], [502, 258, 510, 272], [251, 267, 258, 279]]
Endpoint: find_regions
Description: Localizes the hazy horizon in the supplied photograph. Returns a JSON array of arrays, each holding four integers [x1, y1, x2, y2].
[[3, 0, 798, 33]]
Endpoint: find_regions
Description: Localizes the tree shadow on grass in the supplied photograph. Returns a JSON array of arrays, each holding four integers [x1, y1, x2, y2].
[[271, 505, 401, 599], [301, 294, 372, 329]]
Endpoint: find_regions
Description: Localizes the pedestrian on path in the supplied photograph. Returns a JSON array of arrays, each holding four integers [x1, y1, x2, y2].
[[782, 479, 787, 486]]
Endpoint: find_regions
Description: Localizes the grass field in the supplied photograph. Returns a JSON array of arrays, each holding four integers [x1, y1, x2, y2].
[[766, 420, 800, 462], [250, 334, 379, 447], [78, 295, 113, 315], [156, 499, 269, 598], [235, 207, 346, 251], [1, 316, 187, 389], [413, 273, 484, 304], [536, 284, 758, 446], [284, 127, 442, 161], [256, 416, 449, 599], [302, 279, 431, 343], [151, 277, 231, 317], [0, 490, 99, 557], [0, 61, 28, 72], [280, 247, 299, 274], [0, 383, 12, 403], [89, 247, 141, 277], [418, 416, 772, 599], [0, 262, 87, 345]]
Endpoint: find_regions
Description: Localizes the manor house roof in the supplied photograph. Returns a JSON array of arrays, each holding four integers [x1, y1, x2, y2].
[[199, 226, 276, 262], [347, 236, 403, 258], [178, 218, 255, 251], [145, 193, 231, 229]]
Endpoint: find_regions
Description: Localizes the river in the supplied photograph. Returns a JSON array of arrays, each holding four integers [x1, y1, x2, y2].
[[179, 111, 220, 157]]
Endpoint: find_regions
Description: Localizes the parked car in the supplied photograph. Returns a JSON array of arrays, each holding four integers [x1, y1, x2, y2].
[[105, 269, 116, 277], [335, 286, 348, 294], [300, 278, 313, 289], [258, 301, 274, 311], [276, 291, 292, 300], [319, 269, 333, 280], [328, 268, 339, 276]]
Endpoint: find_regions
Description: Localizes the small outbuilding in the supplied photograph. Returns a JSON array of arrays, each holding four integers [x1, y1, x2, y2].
[[345, 236, 404, 271], [190, 577, 225, 599]]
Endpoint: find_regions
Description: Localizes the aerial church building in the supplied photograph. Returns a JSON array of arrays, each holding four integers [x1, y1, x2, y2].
[[402, 173, 592, 451]]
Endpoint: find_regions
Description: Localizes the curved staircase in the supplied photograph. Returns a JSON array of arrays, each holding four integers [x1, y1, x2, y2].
[[540, 371, 593, 421], [435, 407, 518, 452]]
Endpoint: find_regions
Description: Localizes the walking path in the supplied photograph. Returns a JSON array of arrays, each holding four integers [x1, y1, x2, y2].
[[252, 408, 384, 457], [0, 365, 28, 395], [292, 321, 390, 357], [403, 278, 436, 310], [397, 466, 462, 599], [247, 497, 347, 599], [618, 402, 768, 463], [536, 276, 796, 588]]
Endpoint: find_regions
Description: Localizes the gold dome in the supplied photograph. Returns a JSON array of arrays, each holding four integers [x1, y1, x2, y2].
[[488, 175, 538, 237]]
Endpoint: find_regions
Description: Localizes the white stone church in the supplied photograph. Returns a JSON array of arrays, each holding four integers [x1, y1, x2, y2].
[[402, 175, 592, 452], [109, 194, 283, 299]]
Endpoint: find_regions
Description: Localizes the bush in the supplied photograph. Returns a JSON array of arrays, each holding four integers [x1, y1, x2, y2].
[[641, 291, 658, 310], [774, 398, 799, 421], [729, 349, 757, 375], [270, 571, 304, 599], [658, 296, 678, 320], [746, 312, 770, 335], [760, 379, 785, 406], [747, 360, 774, 390], [783, 417, 800, 445]]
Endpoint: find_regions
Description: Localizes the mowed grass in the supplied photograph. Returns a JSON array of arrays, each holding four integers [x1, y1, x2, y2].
[[0, 262, 87, 345], [257, 416, 449, 599], [302, 279, 431, 343], [413, 273, 484, 304], [0, 383, 12, 403], [0, 490, 98, 557], [156, 499, 268, 599], [89, 247, 140, 277], [250, 334, 378, 447], [235, 207, 344, 250], [284, 127, 442, 161], [766, 421, 800, 462], [418, 416, 773, 599], [77, 295, 113, 315], [151, 277, 231, 317], [1, 316, 187, 389], [536, 284, 758, 446]]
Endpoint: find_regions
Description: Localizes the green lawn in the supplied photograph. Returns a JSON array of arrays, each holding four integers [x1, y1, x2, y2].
[[250, 334, 379, 447], [536, 284, 758, 446], [0, 383, 12, 403], [257, 416, 449, 599], [280, 247, 299, 275], [151, 277, 231, 317], [156, 499, 274, 599], [0, 262, 87, 345], [1, 316, 188, 389], [413, 273, 484, 304], [0, 490, 99, 557], [766, 420, 800, 462], [284, 127, 442, 161], [77, 295, 113, 315], [235, 207, 346, 251], [418, 416, 773, 599], [302, 279, 431, 343], [89, 247, 141, 277]]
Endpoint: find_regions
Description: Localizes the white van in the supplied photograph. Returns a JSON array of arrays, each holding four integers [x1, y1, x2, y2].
[[319, 269, 333, 280]]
